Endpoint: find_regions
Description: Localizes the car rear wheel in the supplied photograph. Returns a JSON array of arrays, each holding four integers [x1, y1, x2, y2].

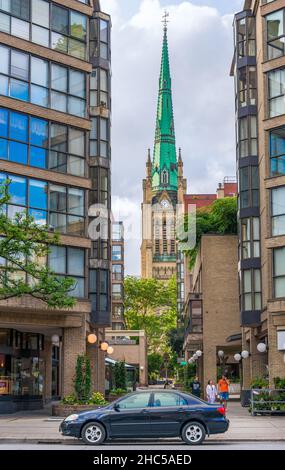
[[181, 422, 206, 445], [81, 422, 106, 445]]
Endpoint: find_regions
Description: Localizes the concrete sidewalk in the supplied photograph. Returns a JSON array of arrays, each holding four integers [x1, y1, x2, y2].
[[0, 402, 284, 443]]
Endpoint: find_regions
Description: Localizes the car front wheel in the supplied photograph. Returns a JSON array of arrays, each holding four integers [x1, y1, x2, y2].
[[181, 422, 206, 445], [81, 422, 106, 445]]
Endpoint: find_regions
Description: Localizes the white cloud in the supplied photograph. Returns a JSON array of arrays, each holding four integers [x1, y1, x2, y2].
[[101, 0, 237, 275]]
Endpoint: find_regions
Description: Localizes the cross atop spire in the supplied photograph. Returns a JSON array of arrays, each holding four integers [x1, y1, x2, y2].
[[162, 10, 169, 31]]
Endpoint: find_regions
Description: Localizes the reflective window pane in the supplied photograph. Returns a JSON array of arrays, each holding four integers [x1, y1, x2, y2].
[[8, 174, 26, 205], [9, 141, 28, 164], [10, 79, 29, 101], [69, 128, 84, 156], [49, 184, 66, 212], [29, 179, 47, 210], [70, 11, 86, 40], [11, 50, 29, 80], [68, 187, 84, 215], [11, 17, 29, 40], [0, 12, 10, 33], [51, 32, 68, 53], [49, 246, 66, 273], [50, 124, 67, 152], [51, 5, 68, 35], [11, 0, 30, 21], [51, 91, 67, 113], [0, 45, 9, 75], [69, 69, 85, 98], [68, 97, 85, 117], [10, 112, 28, 142], [32, 0, 49, 28], [51, 64, 67, 92], [32, 24, 49, 47], [30, 117, 48, 147], [68, 39, 85, 60], [31, 84, 48, 107], [30, 146, 47, 168], [68, 248, 84, 276], [0, 108, 8, 137], [31, 57, 48, 87], [0, 75, 8, 96]]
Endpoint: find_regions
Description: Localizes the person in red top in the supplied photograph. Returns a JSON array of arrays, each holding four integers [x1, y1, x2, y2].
[[218, 375, 230, 410]]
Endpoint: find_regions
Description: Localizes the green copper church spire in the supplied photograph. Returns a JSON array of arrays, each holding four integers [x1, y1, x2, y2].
[[152, 13, 178, 191]]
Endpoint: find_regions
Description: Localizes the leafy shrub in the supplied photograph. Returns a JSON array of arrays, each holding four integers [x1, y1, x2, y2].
[[110, 388, 127, 396], [88, 392, 108, 406], [274, 377, 285, 389], [250, 376, 269, 389], [61, 394, 77, 405]]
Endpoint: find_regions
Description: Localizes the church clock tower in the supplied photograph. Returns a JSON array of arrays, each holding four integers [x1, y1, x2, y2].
[[141, 16, 187, 280]]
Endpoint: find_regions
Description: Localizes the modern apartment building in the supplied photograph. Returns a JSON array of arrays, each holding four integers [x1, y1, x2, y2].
[[111, 221, 125, 330], [232, 0, 285, 388], [0, 0, 112, 411]]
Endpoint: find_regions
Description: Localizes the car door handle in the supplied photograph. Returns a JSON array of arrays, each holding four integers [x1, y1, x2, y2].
[[141, 409, 149, 414]]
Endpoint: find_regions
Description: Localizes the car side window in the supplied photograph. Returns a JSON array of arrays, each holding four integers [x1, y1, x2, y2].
[[118, 393, 151, 410], [153, 393, 187, 407]]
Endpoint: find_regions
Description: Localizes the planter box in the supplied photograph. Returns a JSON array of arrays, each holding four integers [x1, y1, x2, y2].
[[52, 403, 103, 417]]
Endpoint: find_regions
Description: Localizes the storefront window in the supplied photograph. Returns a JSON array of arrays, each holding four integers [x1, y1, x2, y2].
[[0, 329, 45, 397]]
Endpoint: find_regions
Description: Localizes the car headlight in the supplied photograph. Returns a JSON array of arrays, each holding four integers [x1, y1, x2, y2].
[[65, 414, 79, 422]]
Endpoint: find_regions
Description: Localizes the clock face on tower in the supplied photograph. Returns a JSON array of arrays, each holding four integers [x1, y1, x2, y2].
[[160, 199, 170, 209]]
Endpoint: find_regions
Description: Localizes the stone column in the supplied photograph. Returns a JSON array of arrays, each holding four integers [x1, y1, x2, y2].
[[86, 328, 105, 395], [62, 324, 86, 397]]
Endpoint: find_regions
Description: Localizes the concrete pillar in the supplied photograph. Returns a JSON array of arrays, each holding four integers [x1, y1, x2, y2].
[[62, 325, 86, 397], [43, 339, 52, 402], [86, 328, 106, 395]]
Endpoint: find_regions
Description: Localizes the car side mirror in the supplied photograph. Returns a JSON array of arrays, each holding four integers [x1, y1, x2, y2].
[[114, 403, 120, 412]]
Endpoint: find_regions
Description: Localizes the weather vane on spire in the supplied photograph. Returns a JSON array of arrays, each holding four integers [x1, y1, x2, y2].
[[162, 10, 169, 30]]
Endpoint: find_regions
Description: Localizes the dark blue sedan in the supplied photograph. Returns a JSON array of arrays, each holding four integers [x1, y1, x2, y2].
[[60, 390, 229, 445]]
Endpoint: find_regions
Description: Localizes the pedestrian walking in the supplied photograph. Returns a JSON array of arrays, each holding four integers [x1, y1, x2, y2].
[[218, 375, 230, 410], [190, 376, 201, 398], [206, 380, 217, 404]]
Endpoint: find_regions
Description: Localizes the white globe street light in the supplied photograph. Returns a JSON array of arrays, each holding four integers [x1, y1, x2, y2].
[[196, 350, 202, 357], [234, 353, 242, 362], [241, 350, 249, 359], [257, 343, 267, 353], [193, 354, 198, 360], [51, 334, 60, 344], [218, 350, 224, 359]]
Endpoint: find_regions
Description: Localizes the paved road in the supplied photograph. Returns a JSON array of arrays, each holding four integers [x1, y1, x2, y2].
[[0, 441, 284, 450]]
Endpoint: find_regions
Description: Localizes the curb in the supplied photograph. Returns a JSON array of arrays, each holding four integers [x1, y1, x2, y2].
[[1, 438, 285, 444]]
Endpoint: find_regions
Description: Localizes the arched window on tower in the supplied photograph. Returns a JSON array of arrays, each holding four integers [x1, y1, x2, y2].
[[161, 170, 169, 185]]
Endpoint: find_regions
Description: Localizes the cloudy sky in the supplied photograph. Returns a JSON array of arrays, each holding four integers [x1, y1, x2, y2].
[[100, 0, 244, 275]]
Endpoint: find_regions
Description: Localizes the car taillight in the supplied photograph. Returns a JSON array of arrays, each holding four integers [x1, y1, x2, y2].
[[217, 406, 226, 416]]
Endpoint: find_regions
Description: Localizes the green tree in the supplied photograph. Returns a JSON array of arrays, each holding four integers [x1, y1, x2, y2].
[[181, 197, 237, 269], [75, 355, 91, 402], [124, 275, 177, 353], [114, 361, 127, 390], [0, 181, 76, 308], [148, 353, 163, 380]]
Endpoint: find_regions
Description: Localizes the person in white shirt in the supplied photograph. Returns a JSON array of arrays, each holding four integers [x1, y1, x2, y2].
[[206, 380, 217, 404]]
